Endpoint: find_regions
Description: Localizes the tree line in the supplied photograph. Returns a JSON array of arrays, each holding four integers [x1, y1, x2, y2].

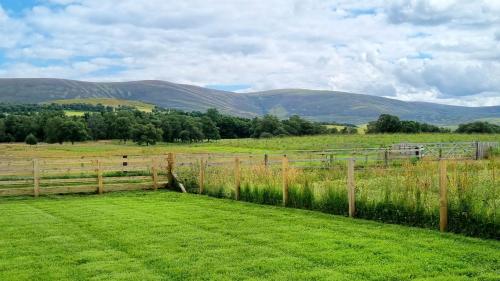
[[366, 114, 500, 134], [0, 104, 348, 145]]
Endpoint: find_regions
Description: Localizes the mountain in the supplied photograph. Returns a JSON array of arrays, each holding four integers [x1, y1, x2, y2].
[[1, 78, 499, 125]]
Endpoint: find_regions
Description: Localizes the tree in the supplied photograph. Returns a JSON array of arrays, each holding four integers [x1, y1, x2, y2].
[[0, 119, 6, 142], [341, 126, 358, 134], [45, 117, 65, 144], [86, 113, 107, 140], [61, 120, 89, 144], [251, 115, 284, 138], [370, 114, 401, 133], [25, 133, 38, 145], [115, 117, 133, 143], [456, 121, 500, 134], [4, 115, 36, 142], [206, 108, 222, 124], [132, 124, 163, 145], [181, 118, 204, 142], [201, 116, 220, 141]]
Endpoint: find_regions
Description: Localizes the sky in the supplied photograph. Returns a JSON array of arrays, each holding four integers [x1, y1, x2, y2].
[[0, 0, 499, 106]]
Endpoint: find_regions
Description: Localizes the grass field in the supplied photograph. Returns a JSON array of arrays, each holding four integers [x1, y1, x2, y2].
[[53, 98, 156, 112], [1, 133, 499, 158], [0, 191, 498, 281]]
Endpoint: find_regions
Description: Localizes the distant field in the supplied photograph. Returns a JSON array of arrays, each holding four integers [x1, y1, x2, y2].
[[63, 110, 86, 117], [52, 98, 155, 112], [0, 191, 498, 281], [1, 133, 498, 158], [475, 117, 500, 125]]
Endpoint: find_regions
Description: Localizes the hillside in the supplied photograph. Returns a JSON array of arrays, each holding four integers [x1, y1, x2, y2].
[[1, 78, 499, 125]]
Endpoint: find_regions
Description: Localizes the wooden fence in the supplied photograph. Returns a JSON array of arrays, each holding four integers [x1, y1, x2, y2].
[[0, 153, 184, 197], [1, 149, 498, 234]]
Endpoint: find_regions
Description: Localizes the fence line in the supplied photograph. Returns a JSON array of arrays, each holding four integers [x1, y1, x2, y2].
[[0, 150, 498, 237]]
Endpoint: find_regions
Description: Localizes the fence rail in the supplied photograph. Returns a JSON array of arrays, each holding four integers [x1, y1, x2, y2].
[[0, 143, 498, 238]]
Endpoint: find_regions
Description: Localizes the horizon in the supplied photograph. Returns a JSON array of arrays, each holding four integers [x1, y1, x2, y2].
[[0, 1, 499, 107]]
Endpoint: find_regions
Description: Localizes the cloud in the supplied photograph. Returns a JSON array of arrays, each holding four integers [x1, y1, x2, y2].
[[385, 0, 500, 26], [0, 0, 498, 106]]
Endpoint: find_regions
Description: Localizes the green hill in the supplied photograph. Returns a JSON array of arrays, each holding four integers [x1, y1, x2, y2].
[[1, 78, 499, 125]]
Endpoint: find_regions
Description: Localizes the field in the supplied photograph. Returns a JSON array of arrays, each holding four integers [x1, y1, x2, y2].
[[0, 191, 499, 281], [1, 133, 499, 158], [53, 98, 156, 112]]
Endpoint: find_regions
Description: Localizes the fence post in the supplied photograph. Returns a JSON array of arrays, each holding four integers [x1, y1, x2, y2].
[[235, 157, 241, 200], [199, 158, 205, 194], [282, 155, 289, 207], [384, 149, 389, 167], [264, 154, 269, 169], [475, 141, 480, 160], [439, 160, 448, 232], [96, 159, 104, 194], [33, 158, 40, 197], [122, 155, 128, 173], [491, 154, 496, 226], [167, 152, 175, 188], [151, 158, 159, 191], [347, 158, 356, 217]]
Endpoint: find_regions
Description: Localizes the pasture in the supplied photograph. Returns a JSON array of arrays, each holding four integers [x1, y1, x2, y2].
[[0, 191, 499, 281], [1, 133, 499, 158]]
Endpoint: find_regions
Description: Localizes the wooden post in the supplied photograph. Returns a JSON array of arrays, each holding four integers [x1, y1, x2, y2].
[[151, 158, 159, 191], [384, 149, 389, 167], [282, 155, 289, 207], [167, 152, 174, 187], [33, 159, 40, 197], [439, 160, 448, 232], [199, 158, 205, 194], [475, 141, 480, 160], [122, 155, 128, 173], [347, 158, 356, 217], [167, 152, 175, 188], [96, 159, 104, 194], [234, 157, 241, 200], [264, 154, 269, 169]]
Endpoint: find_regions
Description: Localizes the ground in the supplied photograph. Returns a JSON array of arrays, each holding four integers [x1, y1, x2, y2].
[[0, 191, 498, 281]]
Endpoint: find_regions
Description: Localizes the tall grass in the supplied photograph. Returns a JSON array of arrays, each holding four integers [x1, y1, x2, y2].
[[184, 156, 499, 239]]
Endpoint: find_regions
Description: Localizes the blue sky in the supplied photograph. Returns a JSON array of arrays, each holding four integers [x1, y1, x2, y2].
[[0, 0, 499, 106]]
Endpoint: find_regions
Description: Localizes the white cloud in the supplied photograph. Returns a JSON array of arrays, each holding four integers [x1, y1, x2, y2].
[[0, 0, 498, 106]]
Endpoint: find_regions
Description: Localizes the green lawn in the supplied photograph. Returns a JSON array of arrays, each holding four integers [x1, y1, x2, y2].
[[0, 192, 498, 281]]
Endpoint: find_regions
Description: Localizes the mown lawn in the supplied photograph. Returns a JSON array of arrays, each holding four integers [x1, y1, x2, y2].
[[0, 192, 498, 280]]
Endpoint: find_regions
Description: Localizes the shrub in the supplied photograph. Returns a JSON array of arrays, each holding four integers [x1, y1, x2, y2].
[[25, 133, 38, 145]]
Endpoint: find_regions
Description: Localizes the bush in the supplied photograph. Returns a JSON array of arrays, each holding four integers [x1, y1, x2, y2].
[[259, 132, 273, 138], [25, 133, 38, 145]]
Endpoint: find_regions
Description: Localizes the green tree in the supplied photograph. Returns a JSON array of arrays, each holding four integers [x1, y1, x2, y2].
[[61, 120, 89, 144], [45, 117, 65, 144], [25, 133, 38, 145], [132, 124, 163, 145], [201, 116, 220, 141], [115, 117, 133, 143], [366, 114, 401, 133], [456, 121, 500, 134], [0, 119, 6, 142], [251, 115, 284, 138], [86, 113, 107, 140]]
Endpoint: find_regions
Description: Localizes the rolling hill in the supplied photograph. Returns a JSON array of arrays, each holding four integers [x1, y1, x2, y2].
[[1, 78, 499, 125]]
